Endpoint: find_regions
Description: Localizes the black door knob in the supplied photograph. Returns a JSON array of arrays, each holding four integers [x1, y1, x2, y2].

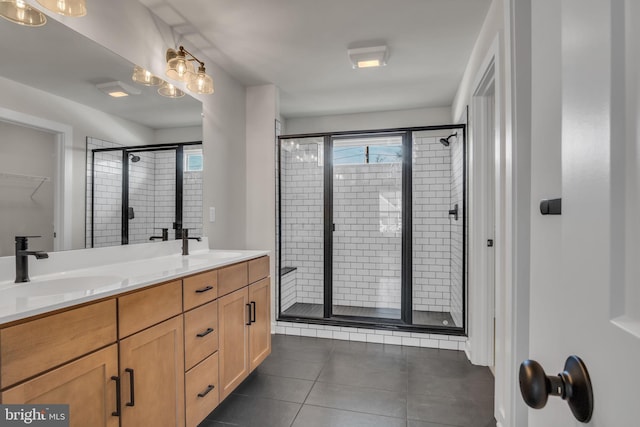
[[519, 356, 594, 423]]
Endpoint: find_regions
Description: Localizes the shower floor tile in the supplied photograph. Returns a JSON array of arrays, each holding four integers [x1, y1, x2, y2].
[[281, 303, 455, 327]]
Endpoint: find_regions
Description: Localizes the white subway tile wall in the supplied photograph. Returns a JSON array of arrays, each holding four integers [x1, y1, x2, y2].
[[274, 321, 467, 350], [450, 135, 464, 327], [412, 134, 452, 314], [280, 139, 324, 309], [183, 170, 203, 237], [86, 137, 122, 248], [153, 151, 177, 235], [333, 163, 402, 310], [280, 269, 297, 312], [128, 152, 156, 244]]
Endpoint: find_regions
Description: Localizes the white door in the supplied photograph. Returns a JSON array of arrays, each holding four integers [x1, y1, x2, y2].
[[527, 0, 640, 425]]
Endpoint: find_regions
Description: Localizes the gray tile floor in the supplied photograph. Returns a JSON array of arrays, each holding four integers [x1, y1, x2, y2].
[[199, 334, 496, 427]]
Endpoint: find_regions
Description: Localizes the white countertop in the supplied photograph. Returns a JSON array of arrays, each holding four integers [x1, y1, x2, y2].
[[0, 239, 269, 325]]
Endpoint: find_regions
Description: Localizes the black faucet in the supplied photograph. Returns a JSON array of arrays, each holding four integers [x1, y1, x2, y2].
[[181, 229, 201, 256], [150, 228, 169, 241], [15, 236, 49, 283]]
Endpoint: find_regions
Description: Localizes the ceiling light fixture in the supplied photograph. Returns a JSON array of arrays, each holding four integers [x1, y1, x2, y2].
[[36, 0, 86, 17], [132, 65, 163, 86], [347, 45, 389, 69], [0, 0, 47, 26], [96, 81, 141, 98], [165, 45, 214, 95], [158, 81, 185, 98]]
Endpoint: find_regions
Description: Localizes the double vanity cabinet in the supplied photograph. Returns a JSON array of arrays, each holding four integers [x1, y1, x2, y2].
[[0, 255, 271, 427]]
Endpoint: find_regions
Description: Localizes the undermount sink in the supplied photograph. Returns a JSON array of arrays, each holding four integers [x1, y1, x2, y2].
[[6, 275, 124, 297]]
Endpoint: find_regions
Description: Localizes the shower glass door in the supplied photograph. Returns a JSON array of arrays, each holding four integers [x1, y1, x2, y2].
[[331, 134, 403, 320], [278, 136, 325, 318], [90, 150, 123, 248], [127, 149, 177, 245], [411, 130, 464, 328]]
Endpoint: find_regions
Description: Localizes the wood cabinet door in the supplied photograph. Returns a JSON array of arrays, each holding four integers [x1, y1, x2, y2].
[[218, 287, 249, 401], [249, 278, 271, 372], [119, 316, 185, 427], [2, 344, 119, 427]]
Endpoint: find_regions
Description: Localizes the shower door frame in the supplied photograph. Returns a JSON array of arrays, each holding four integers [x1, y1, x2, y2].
[[89, 141, 202, 247], [277, 124, 467, 335]]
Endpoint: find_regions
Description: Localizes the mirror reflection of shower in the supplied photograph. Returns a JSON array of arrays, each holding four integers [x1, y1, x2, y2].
[[86, 138, 203, 248]]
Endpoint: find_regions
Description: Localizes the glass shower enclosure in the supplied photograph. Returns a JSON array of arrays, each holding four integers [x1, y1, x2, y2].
[[276, 125, 466, 333], [87, 140, 203, 248]]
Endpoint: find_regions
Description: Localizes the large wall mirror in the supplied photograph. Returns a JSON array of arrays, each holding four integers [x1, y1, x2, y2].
[[0, 17, 203, 256]]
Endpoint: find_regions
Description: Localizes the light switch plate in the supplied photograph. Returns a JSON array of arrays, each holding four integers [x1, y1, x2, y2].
[[209, 207, 215, 222]]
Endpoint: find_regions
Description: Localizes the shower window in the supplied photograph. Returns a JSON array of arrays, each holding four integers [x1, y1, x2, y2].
[[185, 149, 203, 172], [333, 136, 402, 165], [276, 125, 466, 334]]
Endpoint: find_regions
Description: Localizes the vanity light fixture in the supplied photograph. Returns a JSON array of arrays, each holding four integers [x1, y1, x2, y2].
[[36, 0, 86, 17], [166, 46, 195, 82], [187, 64, 214, 95], [132, 65, 163, 86], [96, 81, 141, 98], [158, 81, 185, 98], [347, 45, 389, 69], [166, 46, 214, 95], [0, 0, 47, 26]]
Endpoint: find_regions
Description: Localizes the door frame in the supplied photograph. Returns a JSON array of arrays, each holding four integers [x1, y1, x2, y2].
[[0, 107, 73, 251], [468, 36, 499, 368], [502, 0, 533, 425]]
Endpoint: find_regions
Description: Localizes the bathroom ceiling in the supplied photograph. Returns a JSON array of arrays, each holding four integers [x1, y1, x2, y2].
[[139, 0, 493, 118]]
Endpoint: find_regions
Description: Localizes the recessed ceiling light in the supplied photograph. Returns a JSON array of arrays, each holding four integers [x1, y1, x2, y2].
[[347, 45, 389, 69], [96, 81, 141, 98]]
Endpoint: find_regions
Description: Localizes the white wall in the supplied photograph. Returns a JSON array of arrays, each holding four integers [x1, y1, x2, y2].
[[41, 0, 248, 249], [0, 123, 56, 256], [154, 126, 203, 144], [284, 107, 452, 135], [451, 0, 504, 123]]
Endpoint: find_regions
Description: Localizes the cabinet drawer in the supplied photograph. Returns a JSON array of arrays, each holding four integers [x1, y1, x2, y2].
[[186, 352, 219, 427], [183, 270, 217, 311], [0, 300, 117, 389], [184, 301, 218, 370], [118, 280, 182, 338], [218, 262, 248, 297], [248, 256, 269, 284]]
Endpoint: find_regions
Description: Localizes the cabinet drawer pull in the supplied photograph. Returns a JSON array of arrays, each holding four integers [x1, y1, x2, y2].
[[246, 303, 252, 326], [125, 368, 135, 407], [195, 285, 214, 293], [197, 384, 215, 398], [196, 327, 215, 338], [250, 301, 256, 323], [111, 376, 121, 417]]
